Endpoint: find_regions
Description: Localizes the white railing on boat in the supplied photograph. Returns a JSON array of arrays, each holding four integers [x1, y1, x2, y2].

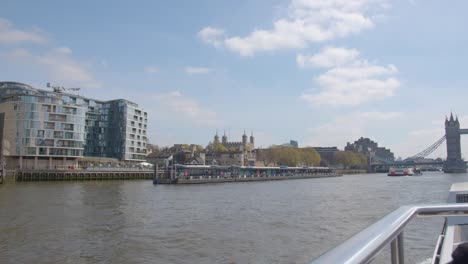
[[310, 204, 468, 264]]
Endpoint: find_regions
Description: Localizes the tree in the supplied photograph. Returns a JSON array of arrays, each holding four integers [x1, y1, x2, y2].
[[300, 147, 321, 166], [147, 143, 160, 155], [256, 146, 321, 167], [206, 141, 228, 153], [256, 148, 276, 166], [356, 153, 368, 167], [193, 145, 204, 153], [333, 151, 368, 169], [275, 147, 300, 167]]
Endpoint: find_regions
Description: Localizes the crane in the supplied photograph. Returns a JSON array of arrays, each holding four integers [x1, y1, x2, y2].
[[46, 83, 80, 93]]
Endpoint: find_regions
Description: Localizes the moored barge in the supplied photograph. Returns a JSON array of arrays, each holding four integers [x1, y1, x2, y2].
[[153, 164, 341, 184]]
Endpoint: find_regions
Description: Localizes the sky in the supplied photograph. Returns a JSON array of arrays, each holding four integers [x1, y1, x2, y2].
[[1, 0, 468, 159]]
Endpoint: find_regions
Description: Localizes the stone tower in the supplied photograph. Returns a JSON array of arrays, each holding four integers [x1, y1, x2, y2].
[[250, 132, 255, 147], [222, 130, 228, 144], [214, 131, 220, 144], [242, 130, 247, 146], [443, 114, 466, 173]]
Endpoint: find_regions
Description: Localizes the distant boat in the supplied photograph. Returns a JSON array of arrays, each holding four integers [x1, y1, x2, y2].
[[410, 168, 423, 176], [387, 167, 415, 176]]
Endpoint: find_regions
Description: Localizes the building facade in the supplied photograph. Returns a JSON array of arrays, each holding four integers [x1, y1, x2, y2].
[[313, 147, 338, 165], [0, 82, 148, 169], [209, 131, 256, 166], [345, 137, 394, 163], [213, 131, 255, 152]]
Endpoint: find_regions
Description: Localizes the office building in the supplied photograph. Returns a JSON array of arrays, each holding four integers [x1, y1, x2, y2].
[[0, 81, 148, 169]]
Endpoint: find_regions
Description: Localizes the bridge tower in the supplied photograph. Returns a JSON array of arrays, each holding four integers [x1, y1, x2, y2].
[[443, 114, 466, 173]]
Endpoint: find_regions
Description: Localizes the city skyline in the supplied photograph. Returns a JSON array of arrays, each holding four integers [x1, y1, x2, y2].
[[1, 0, 468, 159]]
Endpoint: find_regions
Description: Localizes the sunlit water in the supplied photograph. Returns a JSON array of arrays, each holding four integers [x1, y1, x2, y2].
[[1, 172, 467, 264]]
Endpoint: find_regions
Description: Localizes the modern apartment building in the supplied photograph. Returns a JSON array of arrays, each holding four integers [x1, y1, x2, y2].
[[0, 81, 148, 169]]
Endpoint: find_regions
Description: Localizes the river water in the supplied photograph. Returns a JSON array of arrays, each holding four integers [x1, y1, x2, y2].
[[1, 172, 467, 264]]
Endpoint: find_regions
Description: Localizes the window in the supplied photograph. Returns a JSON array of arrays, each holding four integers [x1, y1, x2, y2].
[[37, 130, 44, 137], [27, 147, 36, 155], [38, 148, 47, 155], [54, 131, 64, 138], [45, 122, 55, 129], [42, 105, 52, 112]]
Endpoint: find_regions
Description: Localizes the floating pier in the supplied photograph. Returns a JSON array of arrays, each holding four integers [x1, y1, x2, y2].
[[153, 164, 342, 185], [12, 165, 342, 184], [154, 173, 341, 185]]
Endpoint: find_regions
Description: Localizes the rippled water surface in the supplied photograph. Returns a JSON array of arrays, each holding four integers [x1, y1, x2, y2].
[[1, 172, 468, 264]]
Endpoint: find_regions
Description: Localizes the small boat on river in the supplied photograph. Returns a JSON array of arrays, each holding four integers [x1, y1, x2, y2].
[[387, 167, 415, 176], [410, 168, 423, 176]]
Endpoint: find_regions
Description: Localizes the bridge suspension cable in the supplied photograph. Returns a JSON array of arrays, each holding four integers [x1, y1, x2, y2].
[[407, 135, 446, 160], [372, 155, 394, 164]]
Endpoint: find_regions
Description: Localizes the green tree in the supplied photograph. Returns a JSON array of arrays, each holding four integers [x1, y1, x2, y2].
[[193, 145, 204, 153], [181, 144, 189, 150], [300, 147, 321, 166], [333, 151, 368, 169], [356, 153, 368, 167], [333, 151, 353, 168], [257, 148, 278, 166], [206, 141, 228, 153], [275, 147, 300, 167]]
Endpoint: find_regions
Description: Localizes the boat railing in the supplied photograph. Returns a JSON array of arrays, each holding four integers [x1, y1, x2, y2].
[[310, 203, 468, 264]]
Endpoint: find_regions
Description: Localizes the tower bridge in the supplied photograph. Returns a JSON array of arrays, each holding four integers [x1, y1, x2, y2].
[[443, 114, 467, 172], [370, 113, 467, 173]]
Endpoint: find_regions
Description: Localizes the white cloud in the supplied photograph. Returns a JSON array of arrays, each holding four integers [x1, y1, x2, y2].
[[3, 48, 31, 59], [144, 66, 160, 74], [299, 46, 399, 106], [0, 18, 102, 89], [2, 48, 102, 89], [199, 0, 389, 56], [151, 91, 223, 126], [305, 111, 401, 148], [54, 46, 72, 54], [198, 27, 225, 48], [297, 46, 360, 68], [37, 49, 102, 88], [185, 66, 214, 75], [0, 18, 47, 44]]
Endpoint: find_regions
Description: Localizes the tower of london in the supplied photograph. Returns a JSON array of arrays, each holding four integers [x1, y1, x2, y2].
[[213, 131, 255, 152]]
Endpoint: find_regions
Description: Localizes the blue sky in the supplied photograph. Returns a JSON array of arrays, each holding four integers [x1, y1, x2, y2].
[[1, 0, 468, 159]]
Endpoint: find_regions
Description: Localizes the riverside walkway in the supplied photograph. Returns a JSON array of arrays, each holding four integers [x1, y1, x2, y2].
[[12, 165, 342, 183], [15, 168, 153, 182]]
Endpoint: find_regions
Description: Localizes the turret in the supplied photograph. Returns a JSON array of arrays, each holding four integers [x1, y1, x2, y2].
[[214, 131, 220, 143], [250, 131, 255, 146], [222, 130, 228, 144], [242, 130, 247, 146]]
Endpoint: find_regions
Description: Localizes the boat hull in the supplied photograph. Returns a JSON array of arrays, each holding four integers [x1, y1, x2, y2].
[[387, 167, 415, 176]]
